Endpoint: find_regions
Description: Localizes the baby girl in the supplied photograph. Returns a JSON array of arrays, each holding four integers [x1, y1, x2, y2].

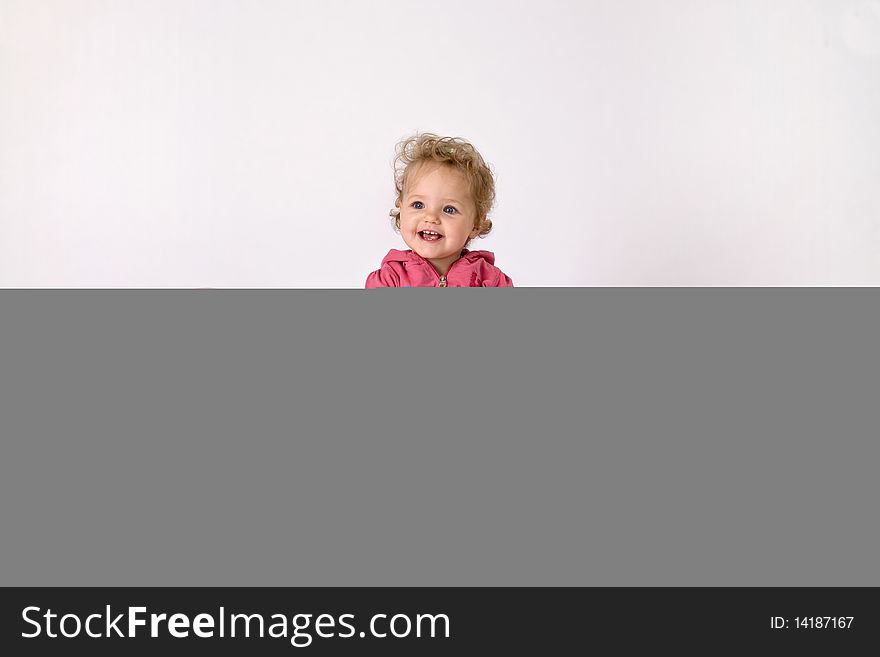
[[366, 133, 513, 287]]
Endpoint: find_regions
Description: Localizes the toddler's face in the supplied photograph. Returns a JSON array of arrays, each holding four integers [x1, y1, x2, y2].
[[398, 162, 479, 274]]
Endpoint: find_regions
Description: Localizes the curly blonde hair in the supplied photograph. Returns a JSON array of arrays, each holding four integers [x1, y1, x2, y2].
[[389, 133, 496, 244]]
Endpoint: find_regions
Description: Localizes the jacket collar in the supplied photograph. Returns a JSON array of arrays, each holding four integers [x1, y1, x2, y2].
[[380, 248, 496, 268]]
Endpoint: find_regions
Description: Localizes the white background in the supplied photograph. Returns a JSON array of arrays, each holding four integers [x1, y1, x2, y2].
[[1, 0, 878, 286]]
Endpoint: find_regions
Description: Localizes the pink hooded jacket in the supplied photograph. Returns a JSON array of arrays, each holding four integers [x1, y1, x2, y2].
[[366, 249, 514, 288]]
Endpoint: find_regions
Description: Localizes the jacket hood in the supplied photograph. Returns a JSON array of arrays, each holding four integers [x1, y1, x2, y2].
[[380, 249, 496, 267]]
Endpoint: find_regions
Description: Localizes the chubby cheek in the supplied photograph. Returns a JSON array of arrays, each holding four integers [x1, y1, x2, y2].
[[401, 215, 419, 233]]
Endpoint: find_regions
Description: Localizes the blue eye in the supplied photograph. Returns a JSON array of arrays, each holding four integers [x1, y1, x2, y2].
[[412, 201, 424, 209], [444, 206, 457, 214]]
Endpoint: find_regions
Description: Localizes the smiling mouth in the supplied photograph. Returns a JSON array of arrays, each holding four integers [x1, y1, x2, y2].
[[418, 230, 444, 242]]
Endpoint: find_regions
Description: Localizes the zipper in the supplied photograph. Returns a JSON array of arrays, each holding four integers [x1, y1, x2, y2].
[[413, 250, 466, 287], [437, 255, 467, 287]]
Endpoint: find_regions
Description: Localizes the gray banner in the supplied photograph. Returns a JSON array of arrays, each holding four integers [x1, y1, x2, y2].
[[0, 290, 877, 585]]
